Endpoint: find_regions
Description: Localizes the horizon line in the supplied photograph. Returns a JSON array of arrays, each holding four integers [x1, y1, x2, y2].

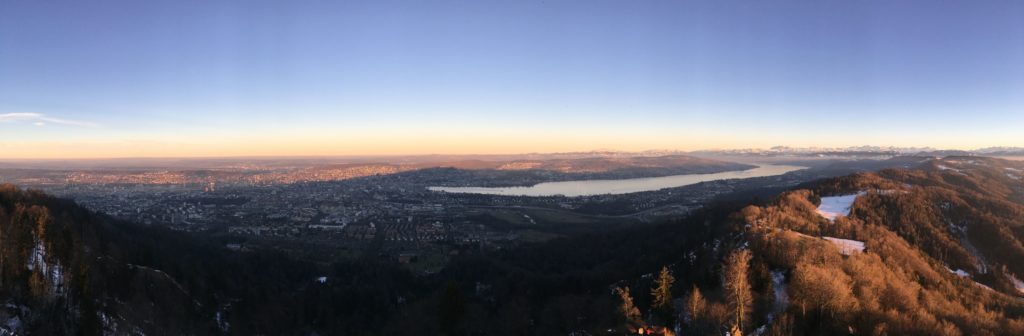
[[1, 146, 1020, 161]]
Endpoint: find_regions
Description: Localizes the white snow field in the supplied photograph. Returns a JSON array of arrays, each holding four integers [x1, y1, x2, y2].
[[1009, 274, 1024, 293], [948, 268, 970, 278], [822, 237, 865, 255], [816, 193, 863, 221]]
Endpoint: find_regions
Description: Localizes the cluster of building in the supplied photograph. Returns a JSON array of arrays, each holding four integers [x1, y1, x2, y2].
[[8, 164, 818, 270]]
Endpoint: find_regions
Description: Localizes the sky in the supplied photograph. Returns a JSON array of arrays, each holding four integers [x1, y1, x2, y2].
[[1, 0, 1022, 158]]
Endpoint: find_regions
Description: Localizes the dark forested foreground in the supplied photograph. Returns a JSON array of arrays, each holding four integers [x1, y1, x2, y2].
[[2, 156, 1024, 335]]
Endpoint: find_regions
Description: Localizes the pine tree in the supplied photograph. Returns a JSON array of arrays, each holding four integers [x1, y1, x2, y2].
[[724, 249, 752, 336], [686, 285, 706, 324], [651, 266, 676, 327], [615, 286, 643, 326]]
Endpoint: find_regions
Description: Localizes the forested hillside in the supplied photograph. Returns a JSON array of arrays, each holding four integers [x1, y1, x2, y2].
[[735, 156, 1024, 335], [0, 184, 420, 335]]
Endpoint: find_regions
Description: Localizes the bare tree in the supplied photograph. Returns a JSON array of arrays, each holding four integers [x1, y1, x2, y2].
[[724, 249, 752, 336]]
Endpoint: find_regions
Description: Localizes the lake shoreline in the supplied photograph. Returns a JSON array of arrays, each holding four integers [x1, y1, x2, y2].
[[428, 164, 807, 197]]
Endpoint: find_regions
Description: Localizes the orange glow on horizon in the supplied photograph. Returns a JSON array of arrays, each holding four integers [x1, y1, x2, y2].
[[1, 122, 1020, 159]]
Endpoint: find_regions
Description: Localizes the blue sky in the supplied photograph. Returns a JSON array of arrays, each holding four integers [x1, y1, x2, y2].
[[1, 0, 1022, 158]]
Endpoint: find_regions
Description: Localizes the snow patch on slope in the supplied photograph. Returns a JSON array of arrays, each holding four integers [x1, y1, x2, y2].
[[937, 164, 967, 176], [26, 242, 65, 296], [770, 271, 788, 316], [822, 237, 865, 255], [790, 231, 865, 256], [216, 310, 230, 333], [1008, 274, 1024, 294], [816, 193, 863, 221], [947, 267, 970, 278], [944, 266, 1001, 292]]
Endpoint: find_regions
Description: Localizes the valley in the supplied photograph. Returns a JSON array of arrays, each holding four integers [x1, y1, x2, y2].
[[0, 155, 1023, 334], [0, 154, 914, 271]]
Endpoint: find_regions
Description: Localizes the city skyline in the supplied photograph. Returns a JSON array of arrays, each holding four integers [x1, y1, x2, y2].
[[3, 0, 1023, 158]]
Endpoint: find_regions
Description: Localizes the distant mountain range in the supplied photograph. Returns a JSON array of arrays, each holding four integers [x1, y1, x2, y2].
[[2, 146, 1022, 170], [690, 146, 1024, 157]]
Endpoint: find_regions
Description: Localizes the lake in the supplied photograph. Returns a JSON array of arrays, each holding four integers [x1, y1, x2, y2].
[[427, 164, 807, 197]]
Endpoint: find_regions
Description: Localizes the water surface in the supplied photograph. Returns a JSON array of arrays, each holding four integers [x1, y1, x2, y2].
[[428, 164, 806, 197]]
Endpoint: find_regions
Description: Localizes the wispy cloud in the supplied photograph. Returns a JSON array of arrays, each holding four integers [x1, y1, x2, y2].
[[0, 112, 98, 127]]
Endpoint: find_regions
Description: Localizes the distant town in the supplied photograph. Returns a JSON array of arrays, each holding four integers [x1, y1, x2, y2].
[[0, 149, 951, 272]]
